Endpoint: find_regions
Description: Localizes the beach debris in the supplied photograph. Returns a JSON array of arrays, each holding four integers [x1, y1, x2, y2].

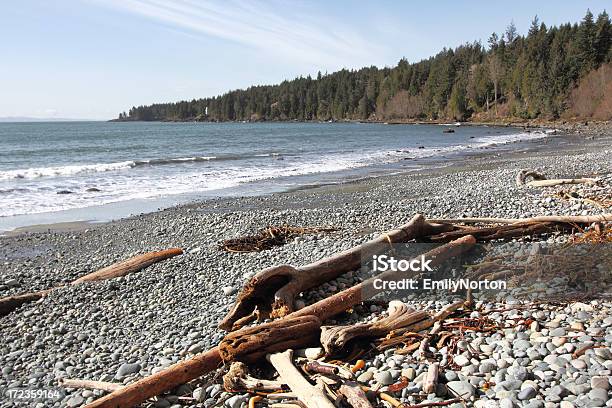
[[81, 213, 611, 408], [320, 301, 427, 355], [219, 215, 452, 330], [219, 316, 322, 363], [83, 234, 475, 408], [0, 248, 183, 316], [553, 190, 610, 208], [220, 225, 338, 253], [268, 349, 336, 408], [71, 248, 183, 284], [59, 378, 124, 392], [516, 169, 599, 187], [223, 362, 285, 392], [0, 288, 52, 317], [422, 362, 439, 394], [338, 382, 373, 408]]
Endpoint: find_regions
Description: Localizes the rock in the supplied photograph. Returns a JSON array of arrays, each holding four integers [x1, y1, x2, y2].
[[222, 286, 237, 296], [549, 385, 569, 398], [357, 371, 373, 382], [560, 402, 574, 408], [454, 355, 471, 367], [588, 388, 608, 403], [67, 395, 85, 408], [510, 366, 528, 381], [499, 398, 515, 408], [513, 340, 532, 351], [226, 395, 247, 408], [374, 371, 393, 386], [193, 387, 206, 402], [479, 361, 496, 374], [480, 344, 495, 354], [591, 376, 610, 390], [154, 399, 171, 408], [522, 402, 544, 408], [594, 348, 612, 360], [4, 279, 18, 287], [518, 386, 537, 400], [570, 359, 586, 370], [444, 371, 458, 382], [446, 381, 476, 398], [550, 328, 567, 337], [401, 367, 416, 380], [116, 363, 141, 377], [570, 302, 593, 312]]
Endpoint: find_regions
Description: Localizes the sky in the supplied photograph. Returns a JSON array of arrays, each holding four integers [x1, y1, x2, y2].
[[0, 1, 608, 120]]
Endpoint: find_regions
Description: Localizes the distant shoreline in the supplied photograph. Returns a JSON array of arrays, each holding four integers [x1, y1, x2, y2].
[[108, 116, 608, 130]]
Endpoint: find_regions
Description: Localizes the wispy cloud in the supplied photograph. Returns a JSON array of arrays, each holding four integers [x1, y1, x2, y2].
[[91, 0, 383, 70]]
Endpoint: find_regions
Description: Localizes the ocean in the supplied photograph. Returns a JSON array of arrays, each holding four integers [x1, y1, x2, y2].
[[0, 121, 549, 230]]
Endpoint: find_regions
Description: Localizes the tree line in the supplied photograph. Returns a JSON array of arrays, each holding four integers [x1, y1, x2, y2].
[[117, 10, 611, 122]]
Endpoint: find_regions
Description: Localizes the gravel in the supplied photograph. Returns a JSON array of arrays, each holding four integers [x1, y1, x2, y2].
[[0, 127, 610, 407]]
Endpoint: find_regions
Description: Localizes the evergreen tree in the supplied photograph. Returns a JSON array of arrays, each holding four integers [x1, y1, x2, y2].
[[117, 10, 610, 123]]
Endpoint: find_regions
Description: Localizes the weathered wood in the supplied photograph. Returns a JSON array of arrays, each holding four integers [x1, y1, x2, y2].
[[417, 321, 441, 360], [84, 347, 223, 408], [422, 363, 439, 394], [219, 215, 453, 330], [428, 214, 612, 225], [303, 361, 338, 376], [515, 169, 599, 187], [59, 379, 123, 392], [0, 289, 51, 317], [219, 316, 322, 363], [0, 248, 183, 317], [288, 235, 477, 322], [428, 221, 565, 242], [515, 169, 547, 186], [268, 349, 335, 408], [83, 237, 475, 408], [338, 382, 373, 408], [320, 301, 428, 355], [72, 248, 183, 284], [223, 362, 284, 392]]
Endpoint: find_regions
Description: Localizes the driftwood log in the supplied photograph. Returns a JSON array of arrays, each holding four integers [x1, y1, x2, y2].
[[422, 362, 439, 394], [72, 248, 183, 284], [515, 169, 598, 187], [320, 301, 428, 355], [0, 289, 51, 317], [267, 349, 335, 408], [0, 248, 183, 317], [338, 382, 374, 408], [428, 214, 612, 224], [221, 212, 612, 331], [219, 316, 322, 363], [59, 379, 124, 392], [223, 362, 285, 392], [84, 236, 476, 408], [219, 214, 452, 331]]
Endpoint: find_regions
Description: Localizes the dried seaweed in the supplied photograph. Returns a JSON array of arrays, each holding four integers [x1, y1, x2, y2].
[[221, 225, 338, 252]]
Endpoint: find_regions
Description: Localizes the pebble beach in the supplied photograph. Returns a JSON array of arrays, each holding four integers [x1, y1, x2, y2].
[[0, 125, 611, 408]]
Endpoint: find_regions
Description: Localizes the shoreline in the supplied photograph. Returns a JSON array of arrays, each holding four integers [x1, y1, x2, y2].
[[3, 123, 608, 238]]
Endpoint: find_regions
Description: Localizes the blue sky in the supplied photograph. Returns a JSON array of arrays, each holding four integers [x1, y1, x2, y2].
[[0, 1, 607, 120]]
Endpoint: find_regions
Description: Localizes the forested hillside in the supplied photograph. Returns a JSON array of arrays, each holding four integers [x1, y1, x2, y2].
[[117, 10, 611, 122]]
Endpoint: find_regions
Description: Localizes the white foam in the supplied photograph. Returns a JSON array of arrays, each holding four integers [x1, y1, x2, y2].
[[0, 131, 548, 217], [0, 161, 136, 180]]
